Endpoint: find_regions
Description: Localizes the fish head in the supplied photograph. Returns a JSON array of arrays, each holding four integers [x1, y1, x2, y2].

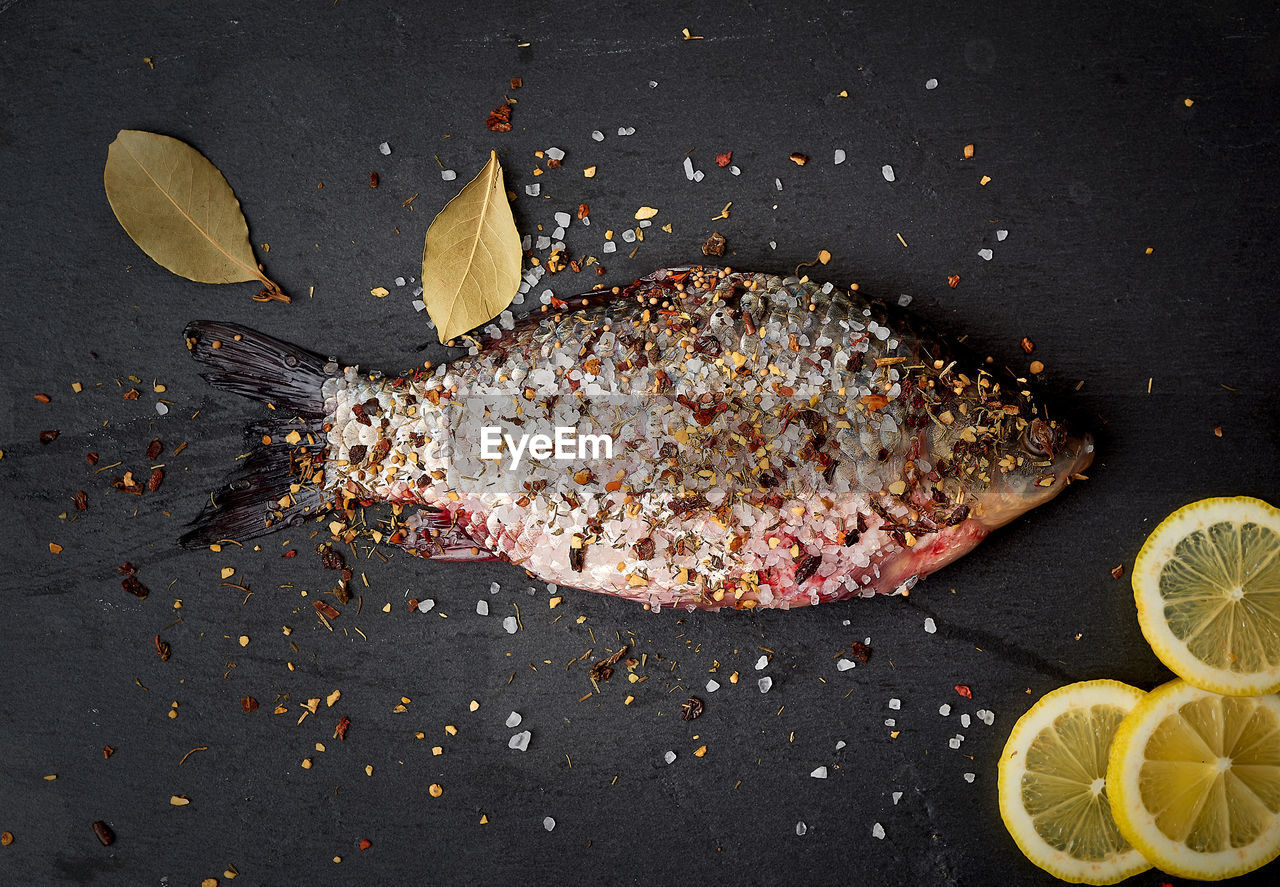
[[966, 416, 1095, 530]]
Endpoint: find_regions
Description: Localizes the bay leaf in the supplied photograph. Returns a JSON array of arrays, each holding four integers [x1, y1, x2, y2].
[[104, 130, 286, 301], [421, 150, 521, 344]]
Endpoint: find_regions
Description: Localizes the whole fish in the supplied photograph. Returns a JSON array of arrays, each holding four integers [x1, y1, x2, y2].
[[183, 265, 1092, 611]]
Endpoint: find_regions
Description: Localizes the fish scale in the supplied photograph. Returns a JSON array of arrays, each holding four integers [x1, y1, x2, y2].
[[183, 265, 1093, 611]]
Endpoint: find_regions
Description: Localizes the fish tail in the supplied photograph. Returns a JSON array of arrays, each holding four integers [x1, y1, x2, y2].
[[180, 321, 333, 548]]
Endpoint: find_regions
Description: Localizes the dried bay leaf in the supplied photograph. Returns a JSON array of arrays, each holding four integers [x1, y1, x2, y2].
[[421, 150, 521, 344], [104, 130, 287, 301]]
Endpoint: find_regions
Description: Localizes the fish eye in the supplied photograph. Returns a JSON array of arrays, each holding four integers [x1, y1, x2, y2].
[[1021, 428, 1050, 458]]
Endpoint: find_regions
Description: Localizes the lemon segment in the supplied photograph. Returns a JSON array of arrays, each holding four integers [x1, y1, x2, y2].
[[998, 680, 1152, 884], [1133, 496, 1280, 696], [1108, 679, 1280, 880]]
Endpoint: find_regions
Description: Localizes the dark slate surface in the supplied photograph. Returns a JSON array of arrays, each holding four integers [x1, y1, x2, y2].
[[1, 2, 1277, 885]]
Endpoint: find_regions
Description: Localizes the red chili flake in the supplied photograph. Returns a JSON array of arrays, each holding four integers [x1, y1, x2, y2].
[[849, 641, 871, 663], [118, 562, 136, 576], [154, 635, 171, 661], [147, 468, 164, 492], [102, 745, 115, 759], [122, 389, 140, 400], [1020, 337, 1035, 355], [86, 452, 99, 465], [91, 820, 114, 847], [40, 430, 59, 444], [241, 696, 259, 713], [73, 491, 88, 511], [947, 274, 961, 288], [313, 600, 340, 620], [33, 393, 51, 404], [486, 102, 513, 132], [145, 438, 163, 461], [715, 152, 733, 167], [369, 171, 379, 188], [576, 203, 590, 220], [336, 716, 351, 741], [282, 550, 297, 558], [955, 684, 973, 699], [369, 438, 392, 463], [1111, 564, 1125, 580], [359, 838, 372, 851], [407, 598, 420, 612], [509, 77, 522, 89], [546, 158, 562, 169], [122, 576, 148, 599]]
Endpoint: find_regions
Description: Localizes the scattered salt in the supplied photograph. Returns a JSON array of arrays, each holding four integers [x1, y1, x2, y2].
[[729, 165, 741, 176], [683, 156, 695, 181], [617, 126, 636, 136], [978, 248, 993, 261], [881, 164, 896, 182], [949, 736, 963, 750], [602, 241, 617, 253], [706, 679, 720, 693], [545, 147, 565, 161], [502, 616, 518, 634], [888, 698, 901, 711], [621, 229, 636, 244], [664, 751, 676, 764], [754, 655, 769, 671], [417, 599, 434, 613], [591, 130, 605, 142], [872, 823, 885, 840], [769, 240, 777, 250], [960, 713, 971, 728], [978, 710, 995, 726], [892, 791, 903, 805], [836, 658, 856, 672], [543, 816, 555, 832], [939, 703, 951, 716], [378, 141, 391, 155], [394, 277, 406, 287], [441, 169, 456, 182], [884, 719, 895, 727], [758, 676, 773, 694], [795, 821, 807, 836], [963, 773, 975, 784], [923, 617, 937, 634], [155, 402, 169, 415], [925, 78, 938, 90], [996, 229, 1008, 241], [775, 178, 783, 191], [834, 149, 846, 165], [525, 183, 541, 197], [509, 730, 531, 751], [535, 235, 551, 250], [692, 169, 704, 183], [506, 712, 522, 728], [476, 600, 489, 616], [412, 300, 425, 312], [554, 211, 571, 228], [810, 766, 828, 779], [835, 740, 846, 751], [552, 226, 565, 240], [649, 80, 658, 88]]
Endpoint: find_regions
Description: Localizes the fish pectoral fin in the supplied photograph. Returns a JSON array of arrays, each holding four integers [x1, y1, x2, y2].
[[395, 508, 500, 562]]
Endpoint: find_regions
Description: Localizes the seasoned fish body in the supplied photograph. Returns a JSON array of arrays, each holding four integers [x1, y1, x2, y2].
[[184, 266, 1092, 611]]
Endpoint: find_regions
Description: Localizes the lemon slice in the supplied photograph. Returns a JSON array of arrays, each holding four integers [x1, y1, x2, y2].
[[1133, 496, 1280, 696], [998, 680, 1152, 884], [1108, 678, 1280, 879]]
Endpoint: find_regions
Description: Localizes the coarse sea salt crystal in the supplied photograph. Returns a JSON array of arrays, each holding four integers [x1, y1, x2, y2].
[[603, 241, 616, 253], [649, 80, 658, 88], [892, 791, 902, 805], [543, 816, 555, 832], [775, 178, 783, 191], [810, 766, 828, 779], [417, 599, 434, 613], [525, 183, 541, 197], [755, 655, 769, 671], [591, 130, 605, 141], [664, 750, 676, 764], [961, 713, 971, 728], [872, 823, 885, 840], [897, 294, 912, 307], [964, 773, 976, 783], [730, 165, 741, 176], [412, 300, 425, 312], [506, 712, 522, 728], [502, 616, 518, 634], [706, 679, 720, 693], [441, 169, 456, 181], [758, 676, 773, 693], [924, 617, 937, 634], [888, 698, 901, 710], [546, 147, 565, 161], [683, 156, 695, 181], [621, 229, 636, 243], [978, 248, 993, 261], [476, 600, 489, 616], [395, 277, 406, 287], [884, 719, 895, 727], [769, 240, 777, 250], [509, 730, 531, 751], [996, 229, 1008, 241], [925, 78, 938, 90], [618, 126, 635, 136], [939, 703, 951, 716], [834, 149, 846, 165], [949, 736, 962, 749], [693, 169, 704, 183], [552, 226, 565, 240], [882, 164, 895, 182], [413, 285, 423, 296], [554, 211, 571, 228], [835, 740, 846, 751], [379, 141, 391, 155], [155, 402, 169, 415], [535, 235, 551, 250], [796, 821, 807, 836], [836, 658, 856, 672]]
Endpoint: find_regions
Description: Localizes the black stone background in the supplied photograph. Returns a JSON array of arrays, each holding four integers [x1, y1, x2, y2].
[[1, 1, 1278, 885]]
